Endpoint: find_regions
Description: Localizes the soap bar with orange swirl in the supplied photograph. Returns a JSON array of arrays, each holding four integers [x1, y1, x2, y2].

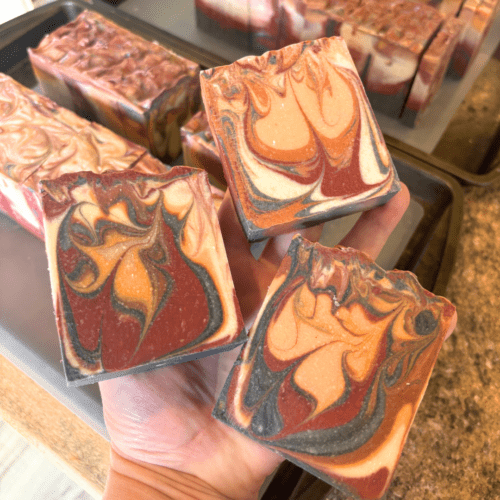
[[180, 110, 225, 187], [28, 10, 200, 163], [214, 235, 456, 500], [200, 37, 400, 242], [0, 73, 167, 241], [41, 167, 246, 386]]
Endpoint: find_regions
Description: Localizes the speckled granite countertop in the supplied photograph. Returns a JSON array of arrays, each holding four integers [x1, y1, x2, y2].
[[385, 180, 500, 500]]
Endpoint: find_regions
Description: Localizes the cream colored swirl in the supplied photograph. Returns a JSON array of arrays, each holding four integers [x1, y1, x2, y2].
[[0, 73, 151, 191], [201, 37, 398, 239]]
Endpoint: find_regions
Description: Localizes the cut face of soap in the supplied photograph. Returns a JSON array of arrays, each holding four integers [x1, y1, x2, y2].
[[41, 167, 246, 385], [200, 37, 400, 241], [214, 235, 456, 500]]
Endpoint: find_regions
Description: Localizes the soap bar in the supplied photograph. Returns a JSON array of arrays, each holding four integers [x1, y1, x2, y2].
[[200, 37, 400, 241], [180, 110, 225, 187], [0, 73, 165, 240], [195, 0, 252, 50], [41, 168, 246, 386], [402, 17, 463, 126], [449, 0, 498, 78], [214, 235, 456, 500], [28, 10, 200, 163], [279, 0, 332, 47], [340, 0, 443, 118]]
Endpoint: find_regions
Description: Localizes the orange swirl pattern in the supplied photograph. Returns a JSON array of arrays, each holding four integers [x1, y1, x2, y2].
[[0, 74, 153, 190], [215, 236, 456, 499], [41, 168, 245, 385], [0, 73, 171, 240], [201, 37, 399, 241]]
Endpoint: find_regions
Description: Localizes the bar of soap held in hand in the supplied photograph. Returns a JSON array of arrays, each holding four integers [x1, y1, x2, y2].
[[40, 167, 246, 386], [214, 235, 456, 500], [200, 37, 400, 241]]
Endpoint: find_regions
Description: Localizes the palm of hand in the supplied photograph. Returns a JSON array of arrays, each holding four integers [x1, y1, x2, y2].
[[99, 187, 411, 500]]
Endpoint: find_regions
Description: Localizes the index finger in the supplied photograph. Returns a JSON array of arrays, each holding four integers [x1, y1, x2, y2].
[[339, 183, 410, 261]]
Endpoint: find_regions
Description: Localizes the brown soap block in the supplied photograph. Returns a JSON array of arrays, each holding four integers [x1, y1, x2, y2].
[[195, 0, 252, 50], [200, 37, 400, 242], [278, 0, 332, 47], [402, 17, 463, 126], [28, 10, 200, 163], [41, 167, 246, 386], [449, 0, 499, 78], [180, 110, 226, 187], [0, 73, 166, 240], [340, 0, 444, 118], [214, 235, 457, 500]]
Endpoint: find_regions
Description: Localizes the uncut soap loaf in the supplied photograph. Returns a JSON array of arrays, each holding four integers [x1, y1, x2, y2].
[[200, 37, 400, 242], [28, 10, 200, 163], [0, 73, 166, 240], [214, 235, 457, 500], [41, 168, 246, 386]]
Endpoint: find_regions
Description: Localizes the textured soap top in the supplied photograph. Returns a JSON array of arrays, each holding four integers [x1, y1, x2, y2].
[[0, 73, 158, 190], [41, 168, 245, 384], [201, 37, 399, 240], [346, 0, 443, 53], [28, 10, 200, 110], [215, 235, 456, 499]]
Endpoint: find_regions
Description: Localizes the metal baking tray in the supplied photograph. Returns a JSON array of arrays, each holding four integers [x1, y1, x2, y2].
[[0, 0, 463, 441]]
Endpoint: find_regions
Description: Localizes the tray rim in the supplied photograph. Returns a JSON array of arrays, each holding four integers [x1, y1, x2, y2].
[[386, 135, 500, 186], [388, 145, 463, 296]]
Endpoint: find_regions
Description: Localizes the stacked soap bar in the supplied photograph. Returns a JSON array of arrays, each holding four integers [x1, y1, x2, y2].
[[402, 17, 463, 125], [180, 110, 225, 187], [197, 0, 500, 126], [200, 37, 400, 242], [0, 73, 167, 240], [195, 0, 281, 52], [449, 0, 500, 77], [41, 168, 246, 386], [28, 10, 200, 163], [340, 0, 444, 118], [214, 235, 457, 500]]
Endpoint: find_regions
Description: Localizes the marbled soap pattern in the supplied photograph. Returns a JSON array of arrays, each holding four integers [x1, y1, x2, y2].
[[215, 236, 456, 500], [28, 10, 200, 162], [0, 73, 166, 240], [201, 37, 399, 241], [41, 168, 245, 385]]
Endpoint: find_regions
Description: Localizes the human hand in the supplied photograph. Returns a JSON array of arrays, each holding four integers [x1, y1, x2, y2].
[[100, 185, 411, 500]]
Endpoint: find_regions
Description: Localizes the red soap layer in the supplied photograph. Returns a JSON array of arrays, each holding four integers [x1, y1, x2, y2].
[[41, 168, 246, 385], [215, 235, 456, 500]]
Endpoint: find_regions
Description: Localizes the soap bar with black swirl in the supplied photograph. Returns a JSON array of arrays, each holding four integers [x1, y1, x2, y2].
[[40, 167, 246, 386], [200, 37, 400, 242], [28, 10, 200, 163], [214, 235, 456, 500]]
